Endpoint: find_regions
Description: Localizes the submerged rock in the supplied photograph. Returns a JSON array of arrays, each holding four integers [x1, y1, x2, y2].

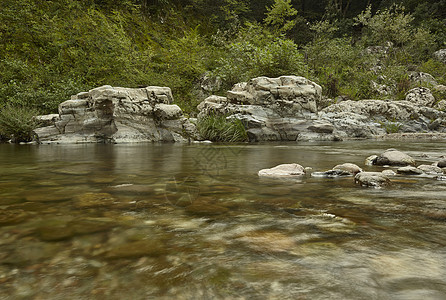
[[311, 170, 351, 178], [374, 149, 416, 166], [105, 239, 166, 259], [417, 164, 443, 175], [258, 163, 306, 177], [397, 166, 424, 175], [355, 172, 391, 188]]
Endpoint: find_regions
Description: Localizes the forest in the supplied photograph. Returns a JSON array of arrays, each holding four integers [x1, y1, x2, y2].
[[0, 0, 445, 140]]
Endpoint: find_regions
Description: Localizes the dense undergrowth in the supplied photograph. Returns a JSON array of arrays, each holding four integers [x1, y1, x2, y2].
[[0, 0, 445, 141]]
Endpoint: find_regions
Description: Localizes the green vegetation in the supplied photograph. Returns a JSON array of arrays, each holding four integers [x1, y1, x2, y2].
[[1, 0, 445, 141], [0, 104, 41, 142], [197, 115, 248, 142]]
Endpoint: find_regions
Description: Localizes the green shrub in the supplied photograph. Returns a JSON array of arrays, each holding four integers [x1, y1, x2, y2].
[[0, 104, 41, 142], [197, 114, 247, 142], [214, 23, 307, 90]]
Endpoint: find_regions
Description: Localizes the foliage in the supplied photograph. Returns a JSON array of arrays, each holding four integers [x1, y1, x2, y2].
[[0, 104, 41, 142], [354, 5, 414, 47], [197, 114, 247, 142], [379, 121, 403, 134], [264, 0, 298, 35], [213, 23, 307, 90], [0, 0, 445, 131]]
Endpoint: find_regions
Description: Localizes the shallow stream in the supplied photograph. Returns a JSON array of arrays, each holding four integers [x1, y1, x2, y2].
[[1, 140, 446, 299]]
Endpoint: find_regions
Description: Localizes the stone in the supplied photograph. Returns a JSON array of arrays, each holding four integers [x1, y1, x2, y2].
[[0, 209, 28, 226], [374, 149, 416, 166], [405, 87, 436, 107], [154, 104, 183, 120], [408, 72, 438, 87], [365, 155, 378, 166], [355, 172, 391, 188], [307, 122, 334, 133], [397, 166, 424, 175], [436, 160, 446, 168], [185, 202, 229, 216], [417, 164, 443, 175], [382, 170, 396, 176], [34, 86, 195, 144], [311, 170, 351, 177], [258, 163, 306, 177], [332, 163, 362, 175], [75, 193, 117, 208], [433, 49, 446, 64], [105, 239, 166, 259]]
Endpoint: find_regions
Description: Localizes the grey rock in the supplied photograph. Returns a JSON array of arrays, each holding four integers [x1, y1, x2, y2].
[[332, 163, 362, 175], [375, 149, 416, 166], [355, 172, 391, 188], [436, 160, 446, 168], [417, 164, 443, 175], [311, 170, 351, 178], [405, 87, 436, 107], [408, 72, 438, 87], [382, 170, 397, 176], [307, 122, 334, 134], [34, 86, 195, 143], [433, 49, 446, 64], [397, 166, 424, 175], [258, 163, 306, 177], [365, 155, 378, 166]]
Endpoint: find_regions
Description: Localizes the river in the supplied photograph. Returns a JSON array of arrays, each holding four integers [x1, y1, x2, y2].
[[1, 140, 446, 299]]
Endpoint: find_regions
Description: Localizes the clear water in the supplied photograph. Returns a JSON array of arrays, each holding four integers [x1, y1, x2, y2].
[[1, 141, 446, 299]]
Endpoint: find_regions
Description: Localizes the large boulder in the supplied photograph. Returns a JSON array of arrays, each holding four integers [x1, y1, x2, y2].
[[226, 76, 322, 116], [34, 86, 198, 143], [258, 163, 306, 178], [374, 149, 416, 166], [405, 87, 436, 107]]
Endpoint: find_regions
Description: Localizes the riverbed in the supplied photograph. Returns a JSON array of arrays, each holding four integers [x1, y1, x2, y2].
[[1, 140, 446, 299]]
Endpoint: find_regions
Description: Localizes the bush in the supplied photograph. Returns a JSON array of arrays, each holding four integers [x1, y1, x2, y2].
[[0, 104, 41, 142], [197, 114, 247, 142], [214, 23, 307, 90]]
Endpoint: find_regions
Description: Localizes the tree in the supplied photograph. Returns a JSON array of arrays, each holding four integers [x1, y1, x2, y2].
[[264, 0, 298, 34]]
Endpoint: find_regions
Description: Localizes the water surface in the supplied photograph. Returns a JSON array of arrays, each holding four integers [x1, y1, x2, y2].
[[0, 140, 446, 299]]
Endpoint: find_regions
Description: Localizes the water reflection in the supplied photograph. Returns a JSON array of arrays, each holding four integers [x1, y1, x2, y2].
[[0, 140, 446, 299]]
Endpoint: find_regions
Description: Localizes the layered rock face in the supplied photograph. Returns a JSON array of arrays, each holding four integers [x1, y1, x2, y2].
[[198, 76, 327, 142], [198, 76, 446, 142], [35, 86, 198, 143]]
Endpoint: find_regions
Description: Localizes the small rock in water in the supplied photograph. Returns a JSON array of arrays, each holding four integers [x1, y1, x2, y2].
[[355, 172, 391, 188], [258, 163, 305, 177], [332, 163, 362, 175], [0, 209, 28, 226], [365, 155, 378, 166], [417, 164, 443, 175], [381, 170, 396, 176], [397, 166, 424, 175], [75, 192, 117, 208], [436, 159, 446, 168], [105, 239, 166, 259], [311, 170, 351, 178]]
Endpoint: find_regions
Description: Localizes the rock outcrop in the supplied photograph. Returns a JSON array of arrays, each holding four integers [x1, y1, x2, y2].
[[34, 86, 199, 143], [198, 75, 446, 142]]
